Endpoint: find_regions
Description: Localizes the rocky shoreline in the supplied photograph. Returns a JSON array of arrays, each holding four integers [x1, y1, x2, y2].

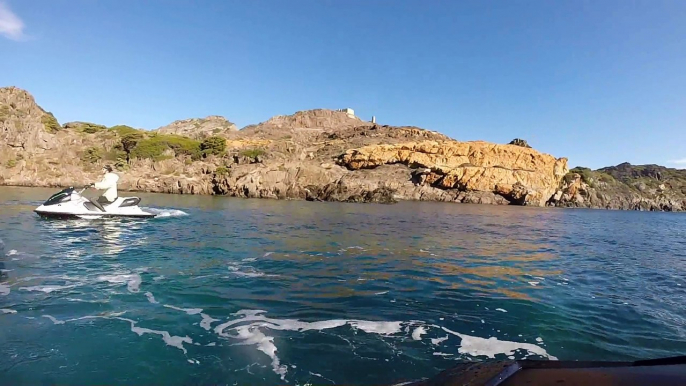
[[1, 86, 685, 212]]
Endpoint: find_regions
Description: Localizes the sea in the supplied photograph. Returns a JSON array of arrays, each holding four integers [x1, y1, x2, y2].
[[0, 186, 685, 385]]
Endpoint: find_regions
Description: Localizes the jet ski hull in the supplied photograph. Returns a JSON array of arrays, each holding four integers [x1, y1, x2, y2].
[[34, 187, 157, 219], [34, 210, 156, 219]]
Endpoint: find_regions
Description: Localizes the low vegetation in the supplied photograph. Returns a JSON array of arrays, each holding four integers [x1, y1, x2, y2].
[[41, 112, 61, 133], [565, 167, 616, 188], [81, 147, 103, 163], [120, 133, 202, 161], [80, 122, 107, 134], [109, 125, 139, 137], [200, 136, 227, 156], [5, 159, 17, 168], [215, 166, 230, 175], [240, 148, 266, 158]]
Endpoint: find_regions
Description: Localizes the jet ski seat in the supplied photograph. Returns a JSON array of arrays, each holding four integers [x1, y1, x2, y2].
[[86, 199, 106, 212], [119, 197, 141, 207]]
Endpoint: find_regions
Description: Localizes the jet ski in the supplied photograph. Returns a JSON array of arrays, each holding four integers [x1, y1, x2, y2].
[[34, 186, 156, 219]]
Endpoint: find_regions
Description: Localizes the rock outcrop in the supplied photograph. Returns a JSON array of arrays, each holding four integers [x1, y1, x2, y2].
[[0, 86, 59, 153], [549, 164, 686, 211], [338, 141, 568, 206], [4, 86, 683, 211], [156, 115, 237, 139]]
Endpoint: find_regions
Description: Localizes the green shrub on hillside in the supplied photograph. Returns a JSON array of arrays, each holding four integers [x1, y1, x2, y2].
[[130, 134, 201, 161], [5, 159, 17, 168], [131, 140, 169, 161], [81, 147, 103, 163], [158, 135, 201, 158], [215, 166, 230, 175], [41, 112, 61, 133], [120, 132, 145, 162], [240, 148, 266, 158], [80, 122, 107, 134], [103, 148, 127, 161], [201, 136, 227, 156]]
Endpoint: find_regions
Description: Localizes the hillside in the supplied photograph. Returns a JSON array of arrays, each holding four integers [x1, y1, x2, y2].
[[155, 115, 237, 139], [2, 85, 683, 211], [548, 163, 686, 211]]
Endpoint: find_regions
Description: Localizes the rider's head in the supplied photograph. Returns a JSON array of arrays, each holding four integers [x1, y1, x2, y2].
[[102, 165, 113, 174]]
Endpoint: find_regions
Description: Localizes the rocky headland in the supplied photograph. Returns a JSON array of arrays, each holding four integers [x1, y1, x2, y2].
[[1, 86, 685, 211]]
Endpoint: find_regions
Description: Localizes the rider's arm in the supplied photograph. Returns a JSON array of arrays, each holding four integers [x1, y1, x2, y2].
[[93, 174, 114, 189]]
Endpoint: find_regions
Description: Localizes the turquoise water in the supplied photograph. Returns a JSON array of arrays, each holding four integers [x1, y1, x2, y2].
[[1, 186, 685, 385]]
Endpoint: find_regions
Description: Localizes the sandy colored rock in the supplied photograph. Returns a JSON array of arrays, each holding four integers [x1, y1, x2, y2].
[[338, 141, 568, 206]]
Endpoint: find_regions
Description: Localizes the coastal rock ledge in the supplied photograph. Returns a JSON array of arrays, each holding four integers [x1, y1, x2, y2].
[[338, 141, 568, 206]]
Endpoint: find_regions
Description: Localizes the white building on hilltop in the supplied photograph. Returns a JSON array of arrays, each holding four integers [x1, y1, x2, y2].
[[337, 108, 355, 118]]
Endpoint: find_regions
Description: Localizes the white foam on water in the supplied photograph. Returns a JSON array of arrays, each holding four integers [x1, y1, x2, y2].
[[206, 342, 216, 346], [433, 352, 453, 357], [66, 298, 109, 304], [309, 371, 335, 384], [495, 308, 508, 313], [0, 284, 9, 296], [227, 263, 279, 278], [200, 313, 219, 331], [144, 208, 189, 218], [536, 337, 543, 343], [153, 276, 165, 282], [1, 308, 17, 314], [42, 315, 65, 325], [242, 258, 258, 262], [231, 324, 288, 380], [19, 284, 78, 294], [115, 317, 193, 354], [412, 326, 427, 341], [213, 310, 404, 380], [431, 335, 449, 345], [127, 275, 142, 292], [481, 319, 485, 324], [263, 252, 274, 257], [164, 304, 203, 315], [374, 291, 389, 295], [442, 327, 557, 360], [145, 292, 158, 304], [350, 320, 402, 335], [528, 281, 540, 287], [7, 249, 17, 256], [98, 274, 142, 293]]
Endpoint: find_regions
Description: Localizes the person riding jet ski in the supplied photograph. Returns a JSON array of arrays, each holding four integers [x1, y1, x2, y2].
[[90, 165, 119, 209]]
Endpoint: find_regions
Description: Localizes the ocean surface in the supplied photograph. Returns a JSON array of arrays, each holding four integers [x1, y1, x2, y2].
[[0, 186, 685, 385]]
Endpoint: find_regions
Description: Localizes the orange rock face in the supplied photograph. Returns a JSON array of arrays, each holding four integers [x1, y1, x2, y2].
[[338, 141, 569, 206]]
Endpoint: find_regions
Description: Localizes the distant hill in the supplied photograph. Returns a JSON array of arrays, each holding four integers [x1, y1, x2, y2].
[[548, 163, 686, 211]]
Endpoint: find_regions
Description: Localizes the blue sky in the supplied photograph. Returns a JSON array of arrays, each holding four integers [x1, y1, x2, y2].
[[1, 0, 685, 169]]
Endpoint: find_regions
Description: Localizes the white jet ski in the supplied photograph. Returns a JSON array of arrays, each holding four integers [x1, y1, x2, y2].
[[34, 186, 156, 219]]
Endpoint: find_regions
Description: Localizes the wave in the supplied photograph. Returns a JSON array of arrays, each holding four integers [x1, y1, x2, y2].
[[142, 207, 189, 218]]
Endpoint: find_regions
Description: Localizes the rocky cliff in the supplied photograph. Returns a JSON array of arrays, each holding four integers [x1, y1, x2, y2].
[[3, 85, 681, 211], [156, 115, 237, 139], [549, 163, 686, 211]]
